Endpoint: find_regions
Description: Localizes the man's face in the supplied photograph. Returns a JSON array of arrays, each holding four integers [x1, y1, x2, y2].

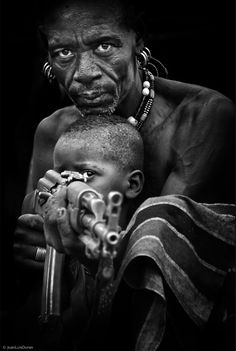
[[46, 1, 138, 116], [54, 139, 128, 199]]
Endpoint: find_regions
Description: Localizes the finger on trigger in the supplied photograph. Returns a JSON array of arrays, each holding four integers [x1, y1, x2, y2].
[[57, 207, 74, 238]]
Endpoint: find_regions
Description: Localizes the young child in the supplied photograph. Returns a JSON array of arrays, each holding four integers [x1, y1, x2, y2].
[[42, 114, 235, 351], [45, 114, 145, 260], [37, 114, 146, 350]]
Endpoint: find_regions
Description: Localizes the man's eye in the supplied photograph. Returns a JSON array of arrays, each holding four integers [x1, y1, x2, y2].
[[57, 49, 74, 58], [96, 43, 112, 54]]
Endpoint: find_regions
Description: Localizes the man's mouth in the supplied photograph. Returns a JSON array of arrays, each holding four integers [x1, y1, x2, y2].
[[79, 91, 103, 100], [79, 94, 105, 105], [69, 86, 119, 115], [73, 92, 113, 107]]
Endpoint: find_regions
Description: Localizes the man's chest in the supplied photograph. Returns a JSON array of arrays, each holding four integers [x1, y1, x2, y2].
[[141, 113, 176, 196]]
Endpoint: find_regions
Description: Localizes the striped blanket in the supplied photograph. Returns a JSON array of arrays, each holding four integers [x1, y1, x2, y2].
[[112, 195, 235, 351]]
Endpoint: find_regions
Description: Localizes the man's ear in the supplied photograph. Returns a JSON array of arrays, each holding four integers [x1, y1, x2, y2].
[[125, 170, 144, 199], [135, 36, 144, 55]]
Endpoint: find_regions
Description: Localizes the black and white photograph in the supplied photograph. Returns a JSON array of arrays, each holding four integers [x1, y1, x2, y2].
[[0, 0, 235, 350]]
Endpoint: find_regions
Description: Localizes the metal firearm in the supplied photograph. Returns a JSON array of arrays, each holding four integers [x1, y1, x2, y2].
[[34, 169, 123, 326]]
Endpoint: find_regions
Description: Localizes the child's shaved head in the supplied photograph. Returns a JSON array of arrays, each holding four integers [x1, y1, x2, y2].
[[56, 114, 144, 172]]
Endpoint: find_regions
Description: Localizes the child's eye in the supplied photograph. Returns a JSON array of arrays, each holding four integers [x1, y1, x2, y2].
[[83, 171, 95, 178]]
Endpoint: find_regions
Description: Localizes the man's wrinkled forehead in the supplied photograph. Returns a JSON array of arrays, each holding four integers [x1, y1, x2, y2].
[[45, 0, 124, 29]]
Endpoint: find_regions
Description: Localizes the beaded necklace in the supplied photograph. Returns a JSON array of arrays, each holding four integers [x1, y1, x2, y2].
[[127, 68, 155, 131]]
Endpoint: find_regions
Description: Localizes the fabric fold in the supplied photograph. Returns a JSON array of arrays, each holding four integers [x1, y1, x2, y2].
[[113, 195, 235, 350]]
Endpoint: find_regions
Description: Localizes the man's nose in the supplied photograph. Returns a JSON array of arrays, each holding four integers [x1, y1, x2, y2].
[[73, 51, 102, 84]]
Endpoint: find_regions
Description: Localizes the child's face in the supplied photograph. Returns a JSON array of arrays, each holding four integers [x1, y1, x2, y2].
[[54, 140, 128, 199]]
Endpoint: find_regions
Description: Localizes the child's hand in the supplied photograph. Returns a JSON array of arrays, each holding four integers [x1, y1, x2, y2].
[[43, 185, 98, 272]]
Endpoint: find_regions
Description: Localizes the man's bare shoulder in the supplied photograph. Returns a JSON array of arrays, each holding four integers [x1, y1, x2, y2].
[[144, 77, 234, 170], [161, 79, 234, 168], [153, 77, 234, 131], [144, 78, 234, 201], [157, 77, 233, 105], [35, 105, 81, 141]]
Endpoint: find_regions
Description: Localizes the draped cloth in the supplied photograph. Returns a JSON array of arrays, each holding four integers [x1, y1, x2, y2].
[[112, 195, 235, 351]]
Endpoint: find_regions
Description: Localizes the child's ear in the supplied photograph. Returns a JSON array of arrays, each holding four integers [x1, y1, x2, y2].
[[125, 170, 144, 199]]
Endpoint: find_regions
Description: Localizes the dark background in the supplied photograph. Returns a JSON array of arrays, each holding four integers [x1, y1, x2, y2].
[[0, 0, 235, 344]]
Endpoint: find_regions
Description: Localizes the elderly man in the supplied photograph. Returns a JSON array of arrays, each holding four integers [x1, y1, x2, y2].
[[15, 0, 234, 285], [9, 3, 235, 350]]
